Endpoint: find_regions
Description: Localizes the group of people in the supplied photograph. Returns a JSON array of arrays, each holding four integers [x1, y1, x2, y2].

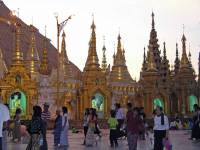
[[107, 103, 169, 150], [27, 103, 70, 150], [0, 99, 70, 150], [1, 96, 200, 150], [81, 102, 169, 150]]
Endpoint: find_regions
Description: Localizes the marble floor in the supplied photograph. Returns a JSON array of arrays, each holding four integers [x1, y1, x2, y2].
[[6, 130, 200, 150]]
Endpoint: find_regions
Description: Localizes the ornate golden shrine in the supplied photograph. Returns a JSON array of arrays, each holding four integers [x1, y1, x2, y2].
[[0, 22, 37, 119]]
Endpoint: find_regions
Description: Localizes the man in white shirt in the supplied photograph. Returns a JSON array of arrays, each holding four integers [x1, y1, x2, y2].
[[0, 97, 10, 150], [153, 106, 169, 150], [115, 103, 125, 138]]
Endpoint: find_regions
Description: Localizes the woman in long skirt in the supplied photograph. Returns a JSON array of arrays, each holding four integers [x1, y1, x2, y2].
[[86, 108, 97, 146], [60, 107, 69, 149], [54, 110, 62, 146]]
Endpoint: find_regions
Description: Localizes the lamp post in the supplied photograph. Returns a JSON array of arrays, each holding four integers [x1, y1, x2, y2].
[[55, 14, 73, 106]]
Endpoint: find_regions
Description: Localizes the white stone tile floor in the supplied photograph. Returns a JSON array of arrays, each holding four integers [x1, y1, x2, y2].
[[6, 130, 200, 150]]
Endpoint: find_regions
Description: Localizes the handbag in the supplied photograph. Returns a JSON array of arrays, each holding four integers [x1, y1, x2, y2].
[[163, 138, 172, 150]]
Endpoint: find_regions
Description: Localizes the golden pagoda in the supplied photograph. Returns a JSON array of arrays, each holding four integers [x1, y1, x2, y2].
[[0, 22, 37, 119], [81, 19, 110, 119]]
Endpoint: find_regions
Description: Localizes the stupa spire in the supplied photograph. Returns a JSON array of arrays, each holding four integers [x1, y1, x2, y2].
[[12, 22, 23, 65], [40, 26, 51, 75], [61, 31, 68, 62], [26, 25, 39, 74], [151, 12, 155, 29], [163, 42, 166, 59], [148, 12, 161, 71], [180, 33, 190, 68], [174, 43, 180, 74], [114, 34, 126, 66], [101, 37, 107, 72], [84, 17, 100, 71], [59, 31, 69, 77], [142, 47, 147, 71], [110, 34, 133, 82]]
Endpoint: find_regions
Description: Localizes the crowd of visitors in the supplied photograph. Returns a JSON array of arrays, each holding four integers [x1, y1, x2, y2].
[[0, 95, 200, 150]]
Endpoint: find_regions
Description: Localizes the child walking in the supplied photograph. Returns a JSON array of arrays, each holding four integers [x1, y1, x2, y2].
[[108, 110, 118, 148]]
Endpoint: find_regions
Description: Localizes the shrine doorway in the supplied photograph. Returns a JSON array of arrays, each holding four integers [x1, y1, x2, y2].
[[153, 98, 164, 110], [188, 95, 198, 112], [9, 91, 27, 117], [91, 93, 104, 118]]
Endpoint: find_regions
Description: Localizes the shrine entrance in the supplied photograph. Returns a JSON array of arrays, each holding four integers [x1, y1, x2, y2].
[[91, 93, 104, 118], [9, 91, 27, 117], [188, 95, 198, 112], [153, 98, 164, 110]]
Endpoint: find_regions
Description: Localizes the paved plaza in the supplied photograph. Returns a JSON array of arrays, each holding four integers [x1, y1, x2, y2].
[[6, 130, 200, 150]]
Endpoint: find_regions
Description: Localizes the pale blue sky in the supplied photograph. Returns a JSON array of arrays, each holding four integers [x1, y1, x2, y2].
[[3, 0, 200, 79]]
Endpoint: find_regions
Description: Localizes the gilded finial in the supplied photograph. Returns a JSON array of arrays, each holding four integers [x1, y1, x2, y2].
[[101, 36, 107, 72], [45, 25, 47, 37], [12, 22, 23, 65], [151, 11, 155, 29], [83, 16, 99, 71], [180, 33, 190, 68], [117, 33, 122, 53], [188, 48, 191, 62], [143, 47, 146, 60], [91, 14, 96, 30], [163, 42, 166, 59], [39, 26, 51, 75], [26, 25, 39, 74], [142, 47, 147, 71], [176, 43, 178, 57]]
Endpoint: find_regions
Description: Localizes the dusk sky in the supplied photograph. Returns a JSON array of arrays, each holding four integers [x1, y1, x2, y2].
[[3, 0, 200, 80]]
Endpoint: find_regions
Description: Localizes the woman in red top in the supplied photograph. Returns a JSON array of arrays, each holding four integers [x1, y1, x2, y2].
[[126, 103, 144, 150]]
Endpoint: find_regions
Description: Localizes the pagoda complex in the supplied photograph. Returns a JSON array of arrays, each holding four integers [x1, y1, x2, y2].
[[0, 1, 199, 119]]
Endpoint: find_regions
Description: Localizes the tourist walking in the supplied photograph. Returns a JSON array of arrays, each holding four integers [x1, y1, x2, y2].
[[53, 109, 62, 147], [60, 106, 69, 149], [153, 106, 169, 150], [12, 108, 21, 142], [0, 98, 10, 150], [85, 108, 97, 146], [126, 103, 144, 150], [108, 110, 118, 148], [41, 102, 51, 150], [26, 106, 45, 150], [83, 108, 89, 145], [191, 104, 200, 141]]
